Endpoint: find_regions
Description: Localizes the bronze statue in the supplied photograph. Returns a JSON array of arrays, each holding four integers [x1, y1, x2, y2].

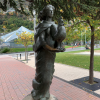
[[31, 4, 66, 100]]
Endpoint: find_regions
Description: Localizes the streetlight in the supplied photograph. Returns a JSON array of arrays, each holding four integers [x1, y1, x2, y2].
[[33, 10, 36, 34], [2, 26, 6, 35], [33, 10, 36, 63], [85, 27, 89, 45], [0, 33, 4, 45], [80, 30, 82, 49], [85, 29, 86, 45]]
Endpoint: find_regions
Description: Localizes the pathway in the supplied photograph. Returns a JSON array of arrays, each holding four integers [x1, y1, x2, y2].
[[0, 55, 100, 100]]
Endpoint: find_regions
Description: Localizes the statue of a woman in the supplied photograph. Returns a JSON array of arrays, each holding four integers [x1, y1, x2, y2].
[[31, 5, 66, 100]]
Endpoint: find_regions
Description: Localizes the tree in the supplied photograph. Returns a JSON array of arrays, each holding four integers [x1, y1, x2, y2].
[[64, 25, 80, 45], [15, 32, 34, 60], [0, 0, 29, 15], [66, 15, 100, 84], [0, 13, 34, 33], [65, 19, 92, 45]]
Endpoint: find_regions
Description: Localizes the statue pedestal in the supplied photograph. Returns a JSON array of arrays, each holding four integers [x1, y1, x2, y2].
[[22, 94, 58, 100]]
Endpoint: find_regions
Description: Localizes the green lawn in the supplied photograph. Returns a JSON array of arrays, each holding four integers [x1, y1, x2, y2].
[[64, 46, 73, 48], [8, 47, 88, 53], [6, 45, 85, 53], [8, 47, 33, 53], [55, 48, 100, 72], [4, 47, 100, 72]]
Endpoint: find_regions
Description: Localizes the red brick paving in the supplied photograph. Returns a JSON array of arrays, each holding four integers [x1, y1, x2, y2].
[[0, 56, 100, 100]]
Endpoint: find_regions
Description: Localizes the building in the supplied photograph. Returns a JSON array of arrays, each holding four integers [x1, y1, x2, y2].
[[1, 26, 33, 48]]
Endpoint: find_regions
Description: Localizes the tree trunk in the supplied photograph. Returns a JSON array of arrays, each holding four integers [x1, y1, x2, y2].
[[72, 43, 73, 49], [27, 47, 28, 63], [89, 26, 94, 84], [25, 47, 26, 60], [96, 40, 98, 48]]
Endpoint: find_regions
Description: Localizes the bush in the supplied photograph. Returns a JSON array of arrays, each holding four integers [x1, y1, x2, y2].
[[0, 48, 10, 53]]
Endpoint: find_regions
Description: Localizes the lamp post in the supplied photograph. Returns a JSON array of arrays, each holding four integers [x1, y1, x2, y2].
[[85, 27, 88, 45], [33, 10, 36, 34], [0, 33, 4, 45], [85, 30, 86, 45], [2, 27, 6, 35], [0, 34, 1, 45], [80, 23, 82, 48], [1, 27, 6, 45], [33, 10, 36, 62]]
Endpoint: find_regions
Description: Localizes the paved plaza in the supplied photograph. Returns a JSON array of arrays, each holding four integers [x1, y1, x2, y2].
[[20, 53, 100, 95], [0, 54, 100, 100]]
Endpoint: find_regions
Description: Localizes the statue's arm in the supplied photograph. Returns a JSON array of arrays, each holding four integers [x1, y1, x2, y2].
[[40, 31, 62, 52]]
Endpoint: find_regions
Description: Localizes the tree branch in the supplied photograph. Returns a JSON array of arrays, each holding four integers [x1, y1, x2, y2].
[[67, 21, 87, 28]]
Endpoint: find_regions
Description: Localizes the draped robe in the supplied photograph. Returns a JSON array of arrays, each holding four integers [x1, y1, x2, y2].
[[31, 21, 58, 100]]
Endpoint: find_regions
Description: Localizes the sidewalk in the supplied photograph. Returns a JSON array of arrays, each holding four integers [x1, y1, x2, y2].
[[0, 55, 99, 100], [20, 55, 100, 95], [75, 52, 100, 55]]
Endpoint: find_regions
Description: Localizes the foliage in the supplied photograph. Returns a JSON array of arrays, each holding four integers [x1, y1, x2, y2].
[[26, 0, 100, 20], [64, 19, 87, 44], [94, 27, 100, 41], [0, 0, 100, 21], [0, 12, 34, 33], [64, 14, 100, 45], [15, 31, 34, 60], [15, 32, 34, 47], [0, 0, 29, 15], [9, 47, 33, 53], [0, 47, 10, 53]]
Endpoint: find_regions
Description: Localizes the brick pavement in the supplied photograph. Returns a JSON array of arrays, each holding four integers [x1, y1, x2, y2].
[[0, 55, 100, 100], [22, 55, 100, 95]]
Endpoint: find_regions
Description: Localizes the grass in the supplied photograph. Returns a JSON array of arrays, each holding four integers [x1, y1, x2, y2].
[[2, 46, 100, 72], [55, 48, 100, 72], [8, 47, 33, 53], [64, 46, 73, 48], [66, 48, 100, 54], [2, 45, 85, 53]]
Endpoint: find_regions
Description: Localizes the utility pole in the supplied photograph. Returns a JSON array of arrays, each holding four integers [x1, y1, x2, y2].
[[85, 30, 86, 45], [81, 31, 82, 49], [33, 10, 36, 63]]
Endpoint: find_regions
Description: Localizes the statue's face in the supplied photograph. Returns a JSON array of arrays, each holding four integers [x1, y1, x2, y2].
[[46, 7, 54, 18]]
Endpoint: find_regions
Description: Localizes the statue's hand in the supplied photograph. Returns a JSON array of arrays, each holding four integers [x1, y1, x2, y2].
[[57, 47, 65, 52]]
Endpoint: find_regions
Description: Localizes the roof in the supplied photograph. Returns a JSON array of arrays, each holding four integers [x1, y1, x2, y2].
[[1, 26, 33, 42]]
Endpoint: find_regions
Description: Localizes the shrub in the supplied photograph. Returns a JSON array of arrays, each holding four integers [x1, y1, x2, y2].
[[1, 48, 10, 53]]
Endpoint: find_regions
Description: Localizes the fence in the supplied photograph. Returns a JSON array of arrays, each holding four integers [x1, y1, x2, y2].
[[0, 42, 33, 49]]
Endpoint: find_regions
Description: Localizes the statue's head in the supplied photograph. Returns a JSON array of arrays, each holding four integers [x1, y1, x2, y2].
[[38, 5, 55, 21]]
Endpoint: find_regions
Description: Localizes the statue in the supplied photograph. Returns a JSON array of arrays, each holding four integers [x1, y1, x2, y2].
[[31, 4, 66, 100]]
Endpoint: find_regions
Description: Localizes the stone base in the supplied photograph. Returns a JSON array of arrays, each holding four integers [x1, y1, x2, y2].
[[22, 94, 58, 100]]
